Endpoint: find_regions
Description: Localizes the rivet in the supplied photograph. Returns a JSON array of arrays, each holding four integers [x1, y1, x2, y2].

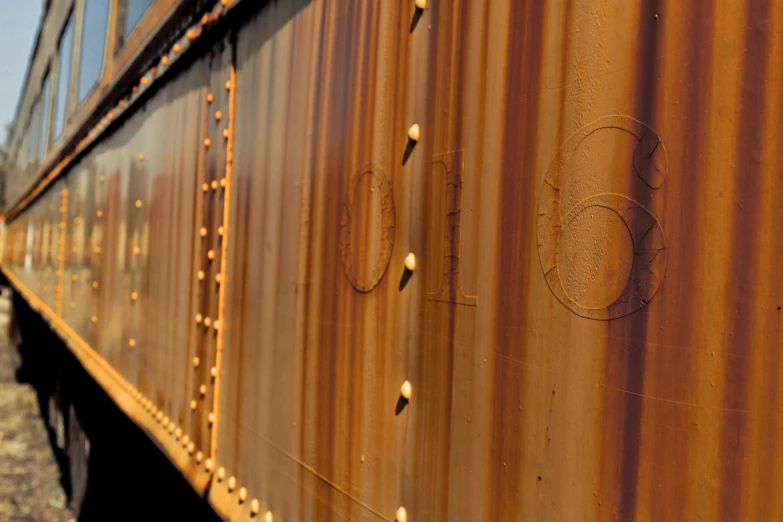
[[92, 281, 99, 289], [91, 315, 98, 323], [227, 476, 236, 491], [201, 13, 210, 26], [208, 412, 215, 424], [221, 0, 231, 7], [161, 56, 169, 65], [70, 302, 76, 309], [225, 81, 232, 90], [264, 511, 273, 522], [213, 320, 220, 331], [218, 226, 224, 236], [182, 434, 190, 447], [150, 66, 157, 76], [215, 273, 221, 283], [156, 411, 163, 422], [188, 441, 195, 454], [204, 137, 212, 148], [401, 380, 413, 400], [396, 506, 408, 522], [195, 313, 203, 324], [173, 43, 181, 53], [71, 274, 78, 281], [119, 99, 126, 107], [129, 339, 136, 347], [195, 451, 203, 463], [408, 123, 420, 142], [132, 85, 139, 94], [217, 467, 226, 481], [414, 0, 426, 8], [211, 180, 219, 190], [162, 416, 169, 426], [138, 153, 145, 161], [250, 500, 261, 516], [96, 210, 103, 217], [200, 227, 208, 237], [187, 29, 198, 41], [404, 253, 417, 272], [193, 356, 200, 367], [214, 110, 222, 121], [202, 182, 209, 192], [205, 458, 214, 471], [207, 250, 216, 260], [199, 384, 207, 396], [204, 317, 212, 327], [168, 423, 175, 434], [175, 428, 182, 440], [238, 487, 248, 503], [210, 366, 217, 378], [133, 246, 140, 255], [190, 399, 197, 410], [207, 93, 214, 103], [107, 113, 113, 121], [197, 270, 205, 281], [131, 291, 138, 301], [140, 76, 149, 85], [100, 175, 105, 181], [222, 129, 229, 139], [135, 200, 142, 208], [220, 178, 226, 188]]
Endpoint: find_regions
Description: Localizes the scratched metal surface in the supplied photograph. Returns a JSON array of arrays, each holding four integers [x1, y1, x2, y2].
[[214, 1, 783, 521], [3, 0, 783, 521]]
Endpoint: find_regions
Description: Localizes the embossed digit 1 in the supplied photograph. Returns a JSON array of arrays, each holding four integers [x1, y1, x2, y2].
[[537, 115, 668, 320], [340, 165, 396, 292], [427, 151, 478, 306]]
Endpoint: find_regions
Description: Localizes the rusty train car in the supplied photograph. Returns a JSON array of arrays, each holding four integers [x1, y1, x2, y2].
[[2, 0, 782, 520]]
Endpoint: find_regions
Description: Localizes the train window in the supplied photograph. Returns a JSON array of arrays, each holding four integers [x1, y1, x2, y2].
[[123, 0, 153, 39], [28, 100, 39, 166], [37, 72, 51, 163], [52, 14, 74, 143], [77, 0, 110, 104]]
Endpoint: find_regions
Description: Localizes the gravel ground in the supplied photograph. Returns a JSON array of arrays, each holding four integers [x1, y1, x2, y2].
[[0, 294, 76, 522]]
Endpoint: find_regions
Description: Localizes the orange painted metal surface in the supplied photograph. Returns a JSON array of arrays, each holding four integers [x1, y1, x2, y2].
[[5, 0, 783, 521]]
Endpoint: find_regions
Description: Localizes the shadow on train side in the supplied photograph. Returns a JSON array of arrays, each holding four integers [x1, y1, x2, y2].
[[8, 285, 220, 521]]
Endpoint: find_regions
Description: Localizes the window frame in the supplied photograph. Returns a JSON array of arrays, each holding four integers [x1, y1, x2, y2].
[[51, 10, 75, 146], [74, 0, 112, 106], [116, 0, 154, 52], [27, 98, 40, 168], [37, 68, 53, 163]]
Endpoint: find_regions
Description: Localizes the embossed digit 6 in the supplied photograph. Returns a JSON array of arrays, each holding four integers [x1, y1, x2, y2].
[[537, 115, 668, 320]]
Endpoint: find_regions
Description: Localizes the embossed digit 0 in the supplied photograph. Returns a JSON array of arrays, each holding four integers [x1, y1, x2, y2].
[[537, 115, 668, 320], [340, 165, 396, 292]]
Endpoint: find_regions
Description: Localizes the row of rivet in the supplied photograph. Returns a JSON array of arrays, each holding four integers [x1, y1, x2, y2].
[[393, 4, 427, 521], [90, 172, 107, 325]]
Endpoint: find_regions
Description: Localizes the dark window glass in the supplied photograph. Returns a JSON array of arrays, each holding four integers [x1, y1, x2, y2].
[[124, 0, 153, 39], [77, 0, 110, 103], [38, 73, 51, 162], [28, 101, 39, 165], [53, 15, 74, 142]]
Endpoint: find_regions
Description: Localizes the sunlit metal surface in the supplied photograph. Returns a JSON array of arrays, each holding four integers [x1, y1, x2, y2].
[[4, 1, 783, 521]]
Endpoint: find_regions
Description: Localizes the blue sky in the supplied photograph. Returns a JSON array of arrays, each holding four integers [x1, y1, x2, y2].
[[0, 0, 43, 146]]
